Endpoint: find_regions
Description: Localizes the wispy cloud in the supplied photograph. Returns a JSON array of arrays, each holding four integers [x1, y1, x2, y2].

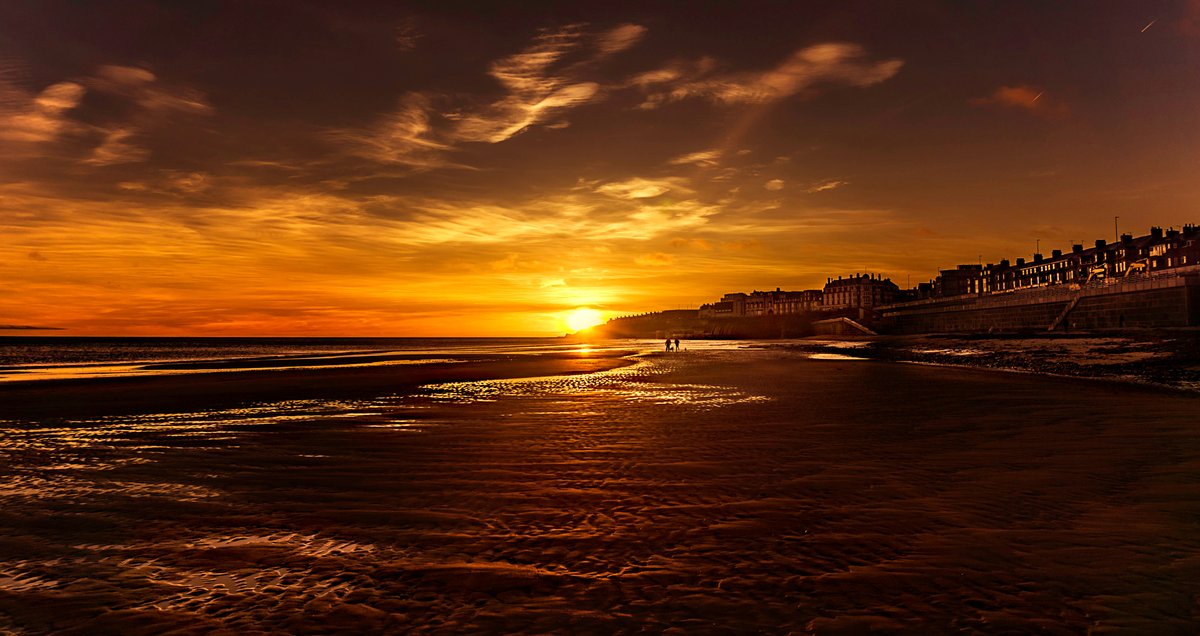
[[327, 93, 457, 169], [596, 24, 647, 55], [764, 179, 784, 191], [634, 252, 674, 266], [388, 193, 716, 244], [87, 65, 211, 115], [447, 25, 602, 143], [668, 149, 722, 168], [1, 63, 211, 165], [594, 177, 691, 199], [635, 43, 903, 109], [331, 24, 644, 167], [970, 85, 1068, 119], [395, 18, 422, 51], [85, 128, 148, 165], [806, 179, 847, 193], [0, 80, 85, 142]]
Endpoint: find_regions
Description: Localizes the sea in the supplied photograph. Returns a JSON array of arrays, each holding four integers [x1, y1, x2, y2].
[[0, 336, 606, 383]]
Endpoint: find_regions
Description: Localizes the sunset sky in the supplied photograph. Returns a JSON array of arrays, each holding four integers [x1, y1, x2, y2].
[[3, 1, 1200, 336]]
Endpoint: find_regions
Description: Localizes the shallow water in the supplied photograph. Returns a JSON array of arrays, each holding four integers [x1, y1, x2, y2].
[[0, 336, 656, 382]]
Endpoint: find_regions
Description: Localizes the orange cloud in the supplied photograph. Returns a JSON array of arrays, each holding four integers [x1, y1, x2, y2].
[[84, 128, 147, 165], [634, 252, 674, 266], [970, 85, 1068, 119], [449, 25, 610, 143], [636, 43, 903, 109], [0, 81, 85, 142], [806, 179, 847, 193]]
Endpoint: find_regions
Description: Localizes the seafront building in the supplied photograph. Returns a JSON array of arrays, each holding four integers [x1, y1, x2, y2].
[[689, 225, 1200, 332]]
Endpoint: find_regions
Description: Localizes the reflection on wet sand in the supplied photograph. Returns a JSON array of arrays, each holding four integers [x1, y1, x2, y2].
[[2, 348, 1199, 632]]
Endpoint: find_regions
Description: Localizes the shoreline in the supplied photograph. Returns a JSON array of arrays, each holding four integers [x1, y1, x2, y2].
[[0, 351, 638, 423], [5, 333, 1197, 423]]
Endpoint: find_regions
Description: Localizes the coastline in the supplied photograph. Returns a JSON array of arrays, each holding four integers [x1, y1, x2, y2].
[[0, 350, 637, 422]]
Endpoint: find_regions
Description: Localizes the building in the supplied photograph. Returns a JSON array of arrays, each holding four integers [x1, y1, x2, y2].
[[918, 226, 1200, 299], [699, 288, 822, 318], [822, 274, 899, 309]]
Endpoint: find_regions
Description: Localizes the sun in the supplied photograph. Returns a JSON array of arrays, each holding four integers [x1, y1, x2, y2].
[[565, 308, 605, 332]]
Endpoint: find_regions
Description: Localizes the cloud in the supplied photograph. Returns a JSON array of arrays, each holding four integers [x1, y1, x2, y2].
[[720, 239, 762, 252], [166, 171, 211, 193], [636, 43, 903, 109], [85, 128, 148, 165], [87, 65, 212, 114], [970, 85, 1068, 119], [597, 24, 647, 55], [377, 192, 716, 245], [331, 24, 644, 165], [0, 81, 85, 142], [595, 177, 691, 199], [806, 179, 847, 193], [447, 25, 604, 143], [634, 252, 674, 266], [395, 19, 422, 51], [668, 149, 721, 168], [764, 179, 784, 191], [328, 93, 456, 169], [671, 237, 712, 250], [1, 63, 211, 166]]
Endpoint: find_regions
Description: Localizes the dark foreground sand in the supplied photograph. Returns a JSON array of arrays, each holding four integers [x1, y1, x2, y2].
[[2, 349, 1200, 633]]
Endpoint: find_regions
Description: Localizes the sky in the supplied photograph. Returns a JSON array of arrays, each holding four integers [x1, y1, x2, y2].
[[3, 0, 1200, 336]]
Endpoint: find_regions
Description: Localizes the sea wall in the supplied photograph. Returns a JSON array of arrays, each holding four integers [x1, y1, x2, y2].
[[880, 272, 1200, 334]]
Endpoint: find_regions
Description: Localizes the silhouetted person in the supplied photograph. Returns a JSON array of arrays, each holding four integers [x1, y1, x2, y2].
[[665, 338, 672, 352], [674, 338, 680, 351]]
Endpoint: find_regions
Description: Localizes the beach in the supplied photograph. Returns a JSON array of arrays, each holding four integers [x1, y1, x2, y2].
[[2, 345, 1200, 632]]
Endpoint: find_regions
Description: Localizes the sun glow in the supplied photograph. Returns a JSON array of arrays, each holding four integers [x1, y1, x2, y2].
[[565, 308, 605, 332]]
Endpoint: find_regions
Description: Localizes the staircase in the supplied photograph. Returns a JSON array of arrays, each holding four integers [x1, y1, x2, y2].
[[1047, 293, 1083, 331]]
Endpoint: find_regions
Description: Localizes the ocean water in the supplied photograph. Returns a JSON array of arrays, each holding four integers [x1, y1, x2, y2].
[[0, 337, 594, 382]]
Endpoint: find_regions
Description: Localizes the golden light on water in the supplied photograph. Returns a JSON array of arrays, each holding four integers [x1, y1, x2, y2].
[[564, 308, 605, 332]]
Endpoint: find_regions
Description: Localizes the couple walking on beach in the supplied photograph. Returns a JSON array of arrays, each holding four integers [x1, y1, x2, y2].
[[665, 337, 680, 352]]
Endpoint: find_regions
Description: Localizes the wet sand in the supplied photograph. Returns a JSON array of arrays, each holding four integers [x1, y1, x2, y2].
[[2, 350, 1200, 632], [0, 352, 633, 421]]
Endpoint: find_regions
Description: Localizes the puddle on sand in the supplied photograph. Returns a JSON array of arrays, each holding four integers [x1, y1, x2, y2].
[[807, 352, 868, 361]]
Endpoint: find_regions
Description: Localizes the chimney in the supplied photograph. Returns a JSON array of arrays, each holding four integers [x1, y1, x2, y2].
[[1052, 249, 1062, 258], [1150, 226, 1163, 239], [1095, 239, 1107, 248], [1033, 253, 1043, 263], [1121, 233, 1133, 244], [999, 259, 1010, 268], [1072, 244, 1083, 253], [1016, 257, 1026, 266], [1167, 228, 1180, 238]]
